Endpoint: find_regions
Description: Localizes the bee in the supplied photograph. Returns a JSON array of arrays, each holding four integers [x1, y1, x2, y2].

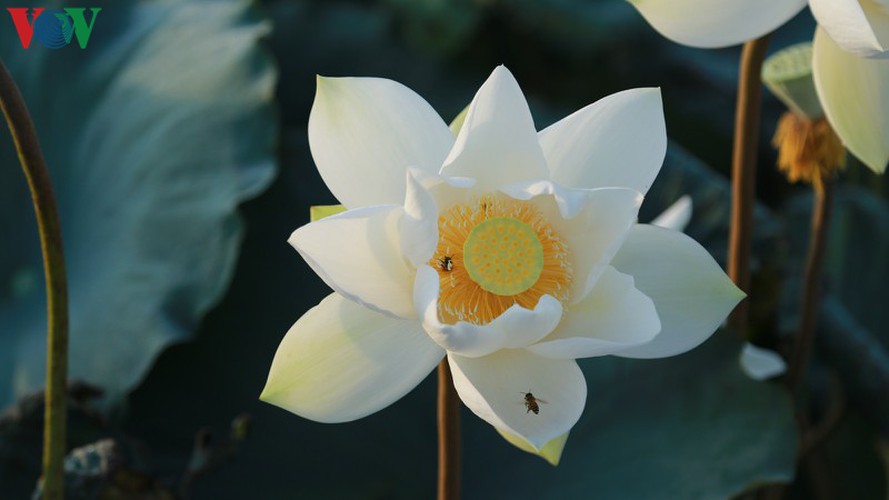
[[438, 255, 454, 272], [521, 392, 547, 415]]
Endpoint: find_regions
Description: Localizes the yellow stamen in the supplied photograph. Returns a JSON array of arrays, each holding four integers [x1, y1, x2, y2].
[[429, 194, 572, 325], [774, 111, 846, 191]]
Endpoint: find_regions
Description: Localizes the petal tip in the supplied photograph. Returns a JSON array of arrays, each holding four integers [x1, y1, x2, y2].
[[716, 271, 747, 310], [640, 86, 663, 99], [258, 384, 283, 407], [315, 73, 335, 86], [312, 75, 351, 106], [729, 280, 747, 301], [258, 379, 290, 412], [286, 226, 302, 251], [313, 74, 337, 98], [258, 386, 272, 403], [863, 155, 889, 175]]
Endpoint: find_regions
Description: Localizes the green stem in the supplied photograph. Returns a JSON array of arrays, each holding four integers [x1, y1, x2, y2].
[[437, 359, 460, 500], [728, 35, 770, 333], [0, 59, 68, 499]]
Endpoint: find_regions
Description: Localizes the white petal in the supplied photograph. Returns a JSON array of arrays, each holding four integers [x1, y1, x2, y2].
[[527, 267, 660, 359], [448, 350, 586, 450], [289, 205, 416, 319], [440, 66, 549, 189], [404, 165, 478, 207], [810, 0, 889, 57], [400, 169, 439, 268], [495, 428, 569, 466], [500, 179, 613, 219], [539, 88, 666, 195], [813, 27, 889, 174], [610, 225, 744, 359], [509, 185, 643, 304], [628, 0, 806, 48], [261, 293, 444, 422], [309, 76, 454, 208], [448, 104, 470, 136], [739, 343, 787, 381], [651, 195, 693, 232], [414, 265, 562, 357]]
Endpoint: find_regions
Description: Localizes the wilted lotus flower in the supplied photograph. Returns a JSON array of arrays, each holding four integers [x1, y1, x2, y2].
[[629, 0, 889, 174], [261, 66, 743, 460]]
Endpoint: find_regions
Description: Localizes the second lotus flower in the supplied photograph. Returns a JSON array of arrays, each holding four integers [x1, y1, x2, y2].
[[261, 66, 743, 461], [629, 0, 889, 174]]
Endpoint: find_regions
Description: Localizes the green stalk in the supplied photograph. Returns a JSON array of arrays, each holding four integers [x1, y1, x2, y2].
[[0, 58, 68, 500]]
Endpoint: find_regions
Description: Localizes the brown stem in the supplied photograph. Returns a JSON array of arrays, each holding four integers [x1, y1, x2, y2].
[[788, 177, 834, 395], [728, 35, 770, 332], [437, 359, 460, 500], [0, 59, 68, 499]]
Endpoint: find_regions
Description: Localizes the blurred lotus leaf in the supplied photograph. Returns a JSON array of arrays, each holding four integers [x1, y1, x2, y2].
[[0, 0, 277, 408]]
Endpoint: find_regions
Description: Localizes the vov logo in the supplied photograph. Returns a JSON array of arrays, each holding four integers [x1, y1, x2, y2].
[[6, 8, 102, 49]]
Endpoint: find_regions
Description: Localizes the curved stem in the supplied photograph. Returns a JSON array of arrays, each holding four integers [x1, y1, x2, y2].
[[437, 359, 461, 500], [0, 59, 68, 499], [788, 177, 834, 395], [728, 35, 770, 333]]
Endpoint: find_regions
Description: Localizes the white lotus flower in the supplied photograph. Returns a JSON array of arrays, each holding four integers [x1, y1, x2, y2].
[[629, 0, 889, 174], [261, 66, 743, 459]]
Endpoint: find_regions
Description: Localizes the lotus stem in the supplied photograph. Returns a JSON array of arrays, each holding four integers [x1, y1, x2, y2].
[[0, 58, 68, 500], [437, 359, 461, 500], [728, 35, 770, 333], [788, 175, 834, 394]]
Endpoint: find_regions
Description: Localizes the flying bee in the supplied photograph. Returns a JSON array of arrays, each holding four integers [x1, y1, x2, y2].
[[521, 391, 547, 415], [438, 255, 454, 272]]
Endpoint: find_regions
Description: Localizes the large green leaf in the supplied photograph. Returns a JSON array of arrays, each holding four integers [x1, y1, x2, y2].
[[0, 0, 277, 408]]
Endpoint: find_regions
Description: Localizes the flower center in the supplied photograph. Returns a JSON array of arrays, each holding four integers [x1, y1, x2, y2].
[[463, 217, 544, 296], [429, 194, 572, 325]]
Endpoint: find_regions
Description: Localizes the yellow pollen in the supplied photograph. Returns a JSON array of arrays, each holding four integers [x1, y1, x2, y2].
[[429, 194, 572, 325]]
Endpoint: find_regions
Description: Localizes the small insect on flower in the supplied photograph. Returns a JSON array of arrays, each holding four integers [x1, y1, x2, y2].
[[438, 255, 454, 272], [522, 391, 547, 415]]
